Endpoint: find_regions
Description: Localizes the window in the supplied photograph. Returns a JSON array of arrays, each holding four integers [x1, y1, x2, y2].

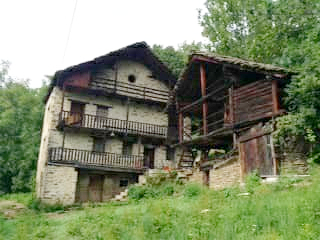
[[93, 138, 105, 152], [128, 74, 136, 83], [166, 147, 175, 160], [120, 179, 129, 187], [96, 106, 109, 118], [122, 142, 133, 155]]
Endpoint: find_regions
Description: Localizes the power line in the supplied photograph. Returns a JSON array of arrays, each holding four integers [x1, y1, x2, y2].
[[61, 0, 78, 67]]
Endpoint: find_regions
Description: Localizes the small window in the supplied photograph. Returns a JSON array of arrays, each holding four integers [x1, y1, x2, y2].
[[122, 142, 133, 155], [128, 74, 136, 83], [96, 106, 109, 118], [120, 179, 129, 187], [166, 147, 175, 160], [93, 138, 105, 152]]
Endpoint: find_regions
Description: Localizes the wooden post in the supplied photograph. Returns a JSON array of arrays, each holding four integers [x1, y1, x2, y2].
[[228, 87, 234, 124], [270, 135, 278, 175], [200, 64, 208, 135], [272, 80, 279, 115], [178, 111, 184, 143]]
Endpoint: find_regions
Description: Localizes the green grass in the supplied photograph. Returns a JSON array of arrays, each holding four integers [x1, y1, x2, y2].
[[1, 168, 320, 240]]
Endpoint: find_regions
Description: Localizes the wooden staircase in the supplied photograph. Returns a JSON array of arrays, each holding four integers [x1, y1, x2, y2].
[[178, 147, 194, 168]]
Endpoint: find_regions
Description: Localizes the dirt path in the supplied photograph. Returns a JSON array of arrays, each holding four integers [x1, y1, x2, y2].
[[0, 200, 26, 219]]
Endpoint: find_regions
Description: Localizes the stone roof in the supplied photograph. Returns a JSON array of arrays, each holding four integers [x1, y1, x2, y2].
[[189, 51, 295, 75]]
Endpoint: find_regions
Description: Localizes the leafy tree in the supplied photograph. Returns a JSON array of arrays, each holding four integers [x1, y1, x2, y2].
[[0, 62, 47, 193], [152, 42, 206, 77]]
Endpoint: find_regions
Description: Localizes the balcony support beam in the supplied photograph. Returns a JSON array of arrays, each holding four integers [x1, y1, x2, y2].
[[200, 64, 208, 135]]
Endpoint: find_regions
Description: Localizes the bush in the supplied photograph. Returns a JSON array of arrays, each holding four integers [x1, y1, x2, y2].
[[183, 183, 203, 198], [27, 197, 66, 212], [245, 171, 261, 194]]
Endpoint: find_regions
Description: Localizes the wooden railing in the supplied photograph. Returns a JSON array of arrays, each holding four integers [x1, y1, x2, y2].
[[90, 77, 169, 103], [49, 147, 144, 170], [60, 111, 167, 137]]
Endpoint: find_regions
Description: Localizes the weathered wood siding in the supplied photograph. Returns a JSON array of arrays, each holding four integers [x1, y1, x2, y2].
[[239, 128, 274, 177], [233, 81, 273, 124]]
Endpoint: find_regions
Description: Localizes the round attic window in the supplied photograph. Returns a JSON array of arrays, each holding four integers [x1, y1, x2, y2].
[[128, 74, 136, 83]]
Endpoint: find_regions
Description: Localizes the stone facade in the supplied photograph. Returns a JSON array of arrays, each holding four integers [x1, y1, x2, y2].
[[209, 157, 241, 190], [41, 165, 78, 205], [36, 57, 175, 204], [278, 152, 308, 175]]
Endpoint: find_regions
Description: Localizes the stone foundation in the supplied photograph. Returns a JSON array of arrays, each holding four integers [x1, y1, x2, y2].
[[41, 165, 78, 205], [209, 158, 240, 190], [279, 152, 308, 175]]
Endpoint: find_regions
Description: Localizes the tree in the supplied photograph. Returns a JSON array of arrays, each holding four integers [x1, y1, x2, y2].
[[0, 62, 47, 193], [152, 42, 206, 78]]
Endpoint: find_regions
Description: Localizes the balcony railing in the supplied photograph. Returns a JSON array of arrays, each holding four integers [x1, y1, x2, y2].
[[49, 147, 144, 170], [60, 111, 168, 137], [90, 77, 169, 103]]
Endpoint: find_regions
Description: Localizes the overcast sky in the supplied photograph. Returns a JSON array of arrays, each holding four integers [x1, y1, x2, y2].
[[0, 0, 207, 87]]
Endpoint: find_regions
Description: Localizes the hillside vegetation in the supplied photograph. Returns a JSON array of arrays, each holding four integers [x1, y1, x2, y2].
[[1, 167, 320, 240]]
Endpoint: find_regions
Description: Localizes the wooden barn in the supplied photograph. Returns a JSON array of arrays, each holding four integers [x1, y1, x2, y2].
[[170, 52, 307, 188]]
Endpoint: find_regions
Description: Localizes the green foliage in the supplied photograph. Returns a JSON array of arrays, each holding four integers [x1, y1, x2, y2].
[[0, 62, 47, 194], [152, 42, 206, 78], [245, 171, 261, 194], [128, 172, 183, 201], [183, 183, 204, 198]]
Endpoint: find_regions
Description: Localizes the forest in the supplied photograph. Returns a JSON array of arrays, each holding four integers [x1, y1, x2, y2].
[[1, 0, 320, 194]]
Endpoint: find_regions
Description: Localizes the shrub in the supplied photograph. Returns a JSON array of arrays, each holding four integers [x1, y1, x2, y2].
[[245, 171, 261, 193], [27, 197, 66, 212], [183, 183, 203, 198]]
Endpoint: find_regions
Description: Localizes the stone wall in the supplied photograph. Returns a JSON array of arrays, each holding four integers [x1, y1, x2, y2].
[[189, 169, 204, 185], [41, 165, 78, 205], [36, 87, 63, 198], [278, 152, 308, 175], [209, 158, 240, 190], [116, 60, 169, 93]]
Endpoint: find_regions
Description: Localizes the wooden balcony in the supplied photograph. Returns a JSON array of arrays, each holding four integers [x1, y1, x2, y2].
[[90, 77, 169, 103], [59, 111, 168, 138], [49, 147, 144, 171]]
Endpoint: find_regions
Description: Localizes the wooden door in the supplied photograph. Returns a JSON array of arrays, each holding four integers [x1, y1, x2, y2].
[[88, 175, 103, 202], [69, 101, 85, 125], [239, 131, 275, 178], [144, 148, 155, 169]]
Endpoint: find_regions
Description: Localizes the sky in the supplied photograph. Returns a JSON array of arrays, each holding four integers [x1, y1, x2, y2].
[[0, 0, 208, 88]]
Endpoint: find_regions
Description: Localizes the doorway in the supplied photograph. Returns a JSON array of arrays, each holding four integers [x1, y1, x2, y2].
[[69, 101, 85, 126], [88, 175, 104, 202], [144, 147, 155, 169]]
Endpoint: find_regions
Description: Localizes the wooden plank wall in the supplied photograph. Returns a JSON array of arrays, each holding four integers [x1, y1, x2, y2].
[[233, 81, 273, 124]]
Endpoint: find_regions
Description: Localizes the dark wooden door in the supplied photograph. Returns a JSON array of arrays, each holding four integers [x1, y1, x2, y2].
[[88, 175, 103, 202], [239, 132, 274, 177], [144, 148, 155, 169], [69, 102, 85, 125]]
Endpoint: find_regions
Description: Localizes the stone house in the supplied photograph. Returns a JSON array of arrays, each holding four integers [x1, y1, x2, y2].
[[170, 52, 308, 189], [36, 42, 178, 204]]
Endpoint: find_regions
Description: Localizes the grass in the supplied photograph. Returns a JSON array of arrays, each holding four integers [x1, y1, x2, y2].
[[1, 167, 320, 239]]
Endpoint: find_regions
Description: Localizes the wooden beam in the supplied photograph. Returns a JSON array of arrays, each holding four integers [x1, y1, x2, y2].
[[228, 87, 234, 124], [178, 85, 226, 113], [272, 80, 279, 114], [200, 64, 208, 135]]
